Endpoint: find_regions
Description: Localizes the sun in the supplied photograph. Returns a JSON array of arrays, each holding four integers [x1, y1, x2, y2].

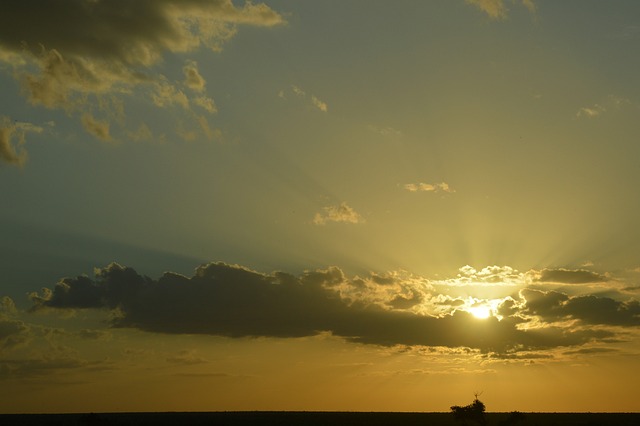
[[467, 305, 491, 319]]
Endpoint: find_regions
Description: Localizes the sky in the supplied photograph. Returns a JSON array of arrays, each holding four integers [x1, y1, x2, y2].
[[1, 0, 640, 414]]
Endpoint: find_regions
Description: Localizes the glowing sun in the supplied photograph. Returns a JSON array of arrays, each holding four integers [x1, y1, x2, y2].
[[468, 306, 491, 319]]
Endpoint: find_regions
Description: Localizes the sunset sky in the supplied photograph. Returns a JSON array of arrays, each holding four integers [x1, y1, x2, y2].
[[1, 0, 640, 414]]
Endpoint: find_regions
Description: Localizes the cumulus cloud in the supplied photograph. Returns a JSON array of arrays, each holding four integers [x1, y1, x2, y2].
[[313, 202, 364, 225], [0, 0, 284, 163], [465, 0, 536, 20], [25, 261, 636, 354], [404, 182, 455, 194]]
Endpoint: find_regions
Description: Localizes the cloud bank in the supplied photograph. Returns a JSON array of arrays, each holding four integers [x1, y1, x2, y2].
[[25, 262, 638, 354]]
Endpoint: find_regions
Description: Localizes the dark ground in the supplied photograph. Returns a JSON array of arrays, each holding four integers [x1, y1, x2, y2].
[[0, 411, 638, 426]]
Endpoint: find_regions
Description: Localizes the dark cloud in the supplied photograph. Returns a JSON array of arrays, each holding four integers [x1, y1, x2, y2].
[[520, 289, 569, 320], [521, 289, 640, 326], [536, 268, 608, 284], [27, 262, 629, 353], [0, 319, 31, 350], [563, 347, 618, 355], [564, 296, 640, 326]]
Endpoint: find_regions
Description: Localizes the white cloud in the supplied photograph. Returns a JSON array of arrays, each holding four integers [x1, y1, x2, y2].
[[313, 202, 364, 225]]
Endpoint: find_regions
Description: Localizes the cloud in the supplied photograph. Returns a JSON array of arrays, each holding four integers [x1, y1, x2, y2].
[[25, 262, 633, 354], [313, 203, 364, 225], [152, 79, 190, 110], [368, 125, 403, 137], [166, 349, 209, 365], [576, 95, 631, 119], [183, 60, 207, 92], [311, 95, 328, 112], [0, 356, 90, 380], [534, 268, 608, 284], [465, 0, 536, 20], [436, 265, 523, 286], [563, 347, 618, 355], [520, 288, 640, 326], [81, 114, 112, 142], [577, 104, 605, 118], [282, 85, 328, 112], [0, 0, 284, 163], [404, 182, 455, 193], [1, 298, 32, 351], [194, 96, 218, 114], [0, 117, 36, 166]]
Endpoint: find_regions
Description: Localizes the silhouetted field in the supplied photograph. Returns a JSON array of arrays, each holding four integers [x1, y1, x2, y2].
[[1, 411, 638, 426]]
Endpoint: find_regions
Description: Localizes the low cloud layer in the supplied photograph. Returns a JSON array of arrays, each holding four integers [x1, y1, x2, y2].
[[25, 262, 638, 354]]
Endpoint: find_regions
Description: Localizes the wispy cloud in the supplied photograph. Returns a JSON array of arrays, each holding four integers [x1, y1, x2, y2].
[[368, 125, 403, 137], [81, 114, 112, 142], [0, 117, 51, 166], [576, 95, 631, 119], [465, 0, 536, 20], [576, 104, 605, 119], [313, 202, 363, 225], [281, 85, 328, 112], [404, 182, 455, 193]]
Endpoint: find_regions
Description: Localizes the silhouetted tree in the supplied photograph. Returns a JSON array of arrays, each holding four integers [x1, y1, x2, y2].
[[450, 393, 487, 426]]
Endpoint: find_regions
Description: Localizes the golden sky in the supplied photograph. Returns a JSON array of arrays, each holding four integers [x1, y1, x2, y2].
[[1, 0, 639, 413]]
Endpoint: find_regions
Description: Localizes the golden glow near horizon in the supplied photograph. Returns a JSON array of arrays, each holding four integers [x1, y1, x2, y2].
[[1, 0, 640, 415]]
